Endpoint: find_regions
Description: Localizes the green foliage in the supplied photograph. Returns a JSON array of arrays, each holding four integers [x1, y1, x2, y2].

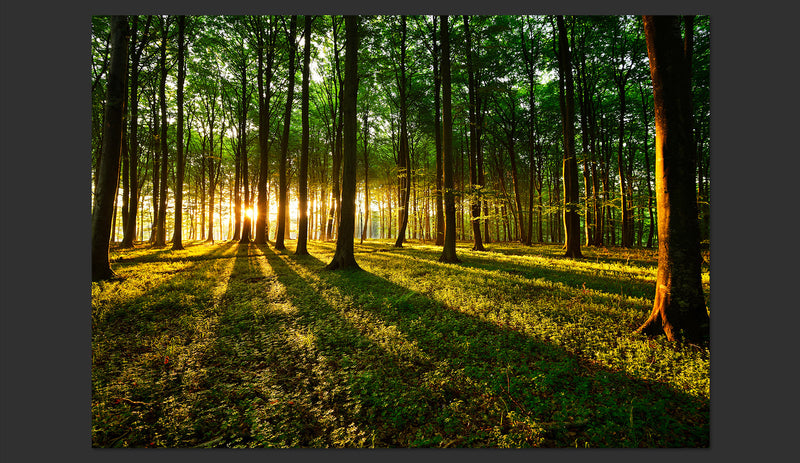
[[92, 240, 709, 448]]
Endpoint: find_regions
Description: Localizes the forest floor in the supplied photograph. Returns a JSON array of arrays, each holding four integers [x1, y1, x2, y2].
[[91, 239, 710, 448]]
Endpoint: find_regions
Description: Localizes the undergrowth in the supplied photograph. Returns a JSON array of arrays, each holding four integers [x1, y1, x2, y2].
[[91, 239, 710, 448]]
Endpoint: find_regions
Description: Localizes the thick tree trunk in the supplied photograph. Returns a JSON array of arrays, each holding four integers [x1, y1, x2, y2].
[[325, 15, 361, 271], [255, 17, 275, 245], [92, 16, 128, 281], [636, 15, 709, 344], [276, 16, 298, 250], [438, 15, 460, 264], [172, 16, 186, 250], [556, 16, 583, 258], [296, 15, 313, 255]]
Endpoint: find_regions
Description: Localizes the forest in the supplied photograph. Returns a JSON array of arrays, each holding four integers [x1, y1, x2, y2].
[[91, 15, 711, 448]]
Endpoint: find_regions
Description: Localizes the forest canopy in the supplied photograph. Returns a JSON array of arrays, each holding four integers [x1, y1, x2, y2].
[[90, 15, 710, 252]]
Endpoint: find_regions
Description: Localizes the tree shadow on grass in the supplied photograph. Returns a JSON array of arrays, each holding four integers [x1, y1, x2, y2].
[[92, 242, 238, 447], [265, 249, 709, 447]]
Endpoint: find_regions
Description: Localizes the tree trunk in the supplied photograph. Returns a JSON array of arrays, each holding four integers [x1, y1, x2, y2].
[[296, 15, 313, 255], [431, 16, 444, 246], [394, 16, 412, 248], [92, 16, 128, 281], [636, 15, 709, 344], [438, 15, 460, 264], [255, 16, 276, 245], [361, 100, 370, 243], [276, 16, 298, 250], [325, 15, 361, 271], [172, 16, 186, 250], [556, 16, 583, 258], [464, 15, 485, 251], [155, 16, 170, 246]]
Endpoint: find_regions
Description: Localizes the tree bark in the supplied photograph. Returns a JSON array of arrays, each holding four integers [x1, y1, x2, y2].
[[394, 16, 412, 248], [636, 15, 709, 344], [556, 16, 583, 258], [431, 16, 444, 246], [325, 15, 361, 271], [172, 16, 186, 250], [92, 16, 128, 281], [276, 16, 298, 250], [296, 15, 313, 255], [155, 16, 170, 246], [438, 15, 460, 264], [464, 15, 485, 251]]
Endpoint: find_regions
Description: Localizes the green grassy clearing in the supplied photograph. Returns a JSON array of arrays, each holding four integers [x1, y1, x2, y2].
[[91, 239, 710, 448]]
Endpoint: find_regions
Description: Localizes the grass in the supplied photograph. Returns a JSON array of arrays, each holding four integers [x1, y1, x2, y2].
[[91, 239, 710, 448]]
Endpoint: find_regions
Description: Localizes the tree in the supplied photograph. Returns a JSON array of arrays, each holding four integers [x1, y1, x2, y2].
[[438, 15, 460, 264], [325, 15, 361, 271], [254, 16, 277, 245], [295, 15, 313, 255], [394, 16, 412, 248], [275, 16, 298, 250], [464, 15, 486, 251], [635, 15, 709, 344], [120, 16, 152, 248], [172, 15, 187, 250], [92, 16, 128, 281], [556, 16, 583, 259], [154, 15, 172, 247]]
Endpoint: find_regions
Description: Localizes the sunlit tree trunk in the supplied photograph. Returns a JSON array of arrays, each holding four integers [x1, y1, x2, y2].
[[556, 15, 583, 258], [636, 15, 709, 344], [92, 16, 128, 281], [296, 15, 313, 255], [439, 15, 459, 264], [325, 15, 361, 270]]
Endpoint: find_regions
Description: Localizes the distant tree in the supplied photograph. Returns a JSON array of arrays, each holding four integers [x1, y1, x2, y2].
[[276, 16, 298, 250], [92, 16, 128, 281], [635, 15, 709, 344], [295, 15, 313, 255], [172, 15, 187, 250], [556, 16, 583, 259], [325, 15, 361, 270], [438, 15, 460, 264]]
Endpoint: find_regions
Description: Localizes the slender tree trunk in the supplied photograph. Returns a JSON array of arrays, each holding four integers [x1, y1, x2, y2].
[[556, 15, 583, 258], [296, 15, 313, 255], [92, 16, 128, 281], [361, 103, 370, 243], [636, 15, 709, 344], [439, 15, 460, 264], [464, 15, 485, 251], [155, 16, 170, 246], [431, 16, 444, 246], [325, 15, 361, 270], [276, 16, 298, 250], [394, 16, 412, 248], [172, 16, 186, 250]]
